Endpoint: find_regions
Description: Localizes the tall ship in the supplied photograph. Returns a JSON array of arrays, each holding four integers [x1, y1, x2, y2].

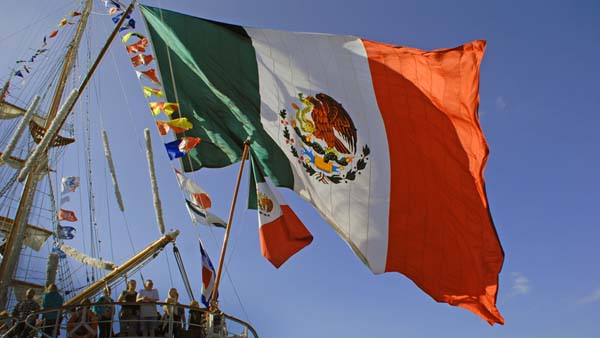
[[0, 1, 504, 337]]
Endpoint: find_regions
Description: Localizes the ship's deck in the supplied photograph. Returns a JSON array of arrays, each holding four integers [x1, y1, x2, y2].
[[0, 301, 257, 338]]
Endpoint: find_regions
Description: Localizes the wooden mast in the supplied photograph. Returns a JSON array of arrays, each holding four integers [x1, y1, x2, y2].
[[210, 140, 251, 309], [0, 0, 137, 309], [0, 0, 94, 309]]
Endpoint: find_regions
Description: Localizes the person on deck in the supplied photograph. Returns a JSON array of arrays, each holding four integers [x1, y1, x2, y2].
[[162, 288, 185, 338], [92, 286, 114, 338], [117, 280, 139, 337], [11, 288, 40, 338], [137, 279, 159, 337], [187, 300, 206, 338], [41, 283, 64, 337]]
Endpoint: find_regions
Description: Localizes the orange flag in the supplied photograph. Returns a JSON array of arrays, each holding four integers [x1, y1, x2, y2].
[[149, 102, 179, 116], [156, 118, 193, 135], [136, 69, 161, 86], [131, 54, 154, 67], [58, 209, 78, 222], [49, 30, 58, 38], [126, 38, 149, 54]]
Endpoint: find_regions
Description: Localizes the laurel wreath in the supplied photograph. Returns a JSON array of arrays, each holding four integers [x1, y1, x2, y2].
[[280, 108, 370, 184]]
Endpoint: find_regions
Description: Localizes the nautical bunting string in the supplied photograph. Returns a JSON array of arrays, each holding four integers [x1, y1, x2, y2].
[[174, 169, 226, 228], [58, 209, 77, 222], [142, 86, 164, 99], [109, 4, 215, 237], [57, 225, 76, 240], [136, 69, 161, 86], [186, 200, 227, 229], [58, 176, 79, 235], [6, 7, 82, 84], [131, 54, 154, 67], [60, 195, 70, 205], [149, 101, 177, 116], [126, 38, 148, 54], [115, 11, 202, 161], [156, 118, 192, 135], [165, 137, 201, 160], [61, 176, 80, 193]]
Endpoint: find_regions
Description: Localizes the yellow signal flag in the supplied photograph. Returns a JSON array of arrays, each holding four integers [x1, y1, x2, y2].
[[143, 86, 164, 99], [149, 102, 179, 116]]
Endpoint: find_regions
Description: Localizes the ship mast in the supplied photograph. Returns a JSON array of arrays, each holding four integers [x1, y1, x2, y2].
[[0, 0, 94, 309], [0, 0, 156, 310]]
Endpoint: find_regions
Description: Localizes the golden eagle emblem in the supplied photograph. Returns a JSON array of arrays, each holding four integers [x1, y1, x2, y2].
[[281, 93, 370, 184], [257, 191, 274, 216]]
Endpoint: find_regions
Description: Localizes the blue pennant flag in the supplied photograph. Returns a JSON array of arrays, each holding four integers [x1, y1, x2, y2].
[[14, 70, 23, 78], [57, 225, 76, 240], [119, 18, 136, 32], [165, 139, 186, 160]]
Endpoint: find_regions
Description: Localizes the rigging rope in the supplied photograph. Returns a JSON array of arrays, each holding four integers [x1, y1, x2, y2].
[[164, 248, 175, 287], [172, 245, 195, 302], [75, 99, 90, 285]]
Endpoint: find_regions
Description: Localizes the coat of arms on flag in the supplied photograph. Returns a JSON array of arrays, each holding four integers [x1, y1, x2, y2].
[[281, 93, 369, 184]]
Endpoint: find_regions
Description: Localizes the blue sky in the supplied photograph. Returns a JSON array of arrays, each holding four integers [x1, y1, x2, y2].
[[1, 0, 599, 337]]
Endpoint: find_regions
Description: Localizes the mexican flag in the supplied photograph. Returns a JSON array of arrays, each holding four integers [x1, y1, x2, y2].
[[140, 5, 504, 325]]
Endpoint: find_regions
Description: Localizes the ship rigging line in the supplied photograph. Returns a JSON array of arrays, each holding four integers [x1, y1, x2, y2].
[[172, 244, 195, 301], [0, 2, 72, 43]]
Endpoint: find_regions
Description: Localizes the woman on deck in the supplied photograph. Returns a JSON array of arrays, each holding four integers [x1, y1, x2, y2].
[[161, 288, 185, 338], [117, 280, 139, 337]]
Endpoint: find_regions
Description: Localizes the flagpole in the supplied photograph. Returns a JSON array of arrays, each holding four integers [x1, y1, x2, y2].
[[210, 140, 250, 310]]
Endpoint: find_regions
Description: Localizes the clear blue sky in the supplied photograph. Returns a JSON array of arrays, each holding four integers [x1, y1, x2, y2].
[[1, 0, 599, 337]]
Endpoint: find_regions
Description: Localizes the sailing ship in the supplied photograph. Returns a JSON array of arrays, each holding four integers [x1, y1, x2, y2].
[[0, 0, 504, 337], [0, 1, 259, 337]]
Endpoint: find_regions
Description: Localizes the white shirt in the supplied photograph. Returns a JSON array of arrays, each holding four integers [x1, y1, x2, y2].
[[138, 288, 159, 317]]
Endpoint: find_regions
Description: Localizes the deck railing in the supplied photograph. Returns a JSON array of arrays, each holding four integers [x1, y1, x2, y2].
[[0, 301, 258, 338]]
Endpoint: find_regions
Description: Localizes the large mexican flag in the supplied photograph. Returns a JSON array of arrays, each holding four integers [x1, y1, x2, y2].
[[140, 5, 504, 325]]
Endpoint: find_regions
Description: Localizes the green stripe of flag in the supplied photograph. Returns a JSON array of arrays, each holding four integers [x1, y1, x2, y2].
[[140, 5, 293, 193]]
